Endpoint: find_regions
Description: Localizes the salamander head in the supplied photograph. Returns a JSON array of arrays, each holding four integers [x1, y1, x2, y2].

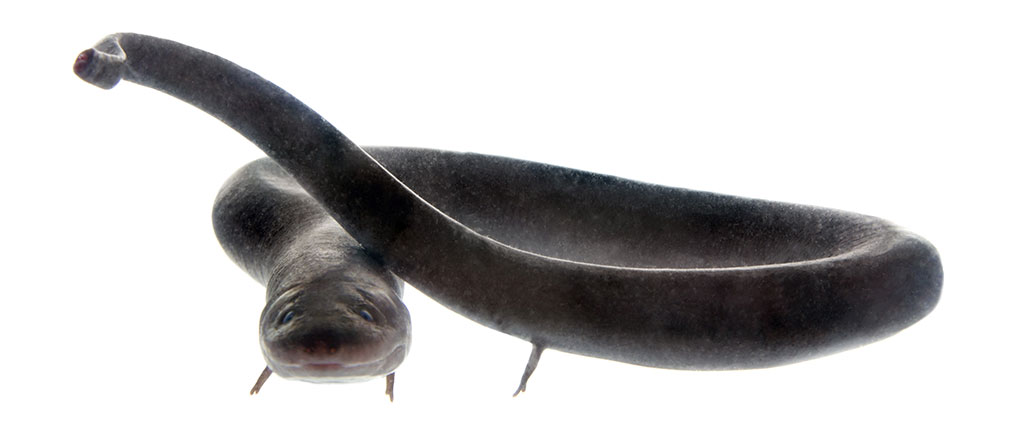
[[259, 276, 410, 383]]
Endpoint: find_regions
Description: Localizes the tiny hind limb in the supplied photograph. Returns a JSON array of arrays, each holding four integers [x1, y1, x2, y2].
[[513, 343, 545, 397]]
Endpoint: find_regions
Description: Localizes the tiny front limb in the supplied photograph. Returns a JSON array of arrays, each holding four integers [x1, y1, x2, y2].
[[513, 343, 545, 397], [386, 373, 395, 402], [250, 366, 273, 395]]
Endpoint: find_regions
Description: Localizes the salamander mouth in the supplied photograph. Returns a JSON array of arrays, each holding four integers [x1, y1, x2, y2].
[[287, 357, 379, 373], [304, 363, 347, 371], [273, 344, 407, 382]]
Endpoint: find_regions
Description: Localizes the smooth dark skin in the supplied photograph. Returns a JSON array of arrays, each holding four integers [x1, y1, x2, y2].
[[75, 33, 943, 396], [213, 159, 409, 399]]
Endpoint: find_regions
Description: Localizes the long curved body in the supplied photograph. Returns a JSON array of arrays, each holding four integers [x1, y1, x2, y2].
[[74, 33, 942, 375]]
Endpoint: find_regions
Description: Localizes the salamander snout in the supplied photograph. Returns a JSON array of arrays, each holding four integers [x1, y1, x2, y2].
[[258, 280, 410, 383], [297, 328, 351, 356]]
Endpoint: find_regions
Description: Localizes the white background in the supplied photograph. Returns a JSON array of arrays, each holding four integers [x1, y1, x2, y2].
[[2, 1, 1027, 437]]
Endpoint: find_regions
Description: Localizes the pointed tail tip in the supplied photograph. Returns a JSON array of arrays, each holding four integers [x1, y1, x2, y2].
[[73, 35, 127, 89]]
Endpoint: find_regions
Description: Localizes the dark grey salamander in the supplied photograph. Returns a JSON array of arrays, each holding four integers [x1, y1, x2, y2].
[[75, 33, 943, 396]]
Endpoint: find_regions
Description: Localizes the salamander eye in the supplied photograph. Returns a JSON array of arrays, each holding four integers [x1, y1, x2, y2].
[[359, 310, 374, 322], [281, 310, 295, 325]]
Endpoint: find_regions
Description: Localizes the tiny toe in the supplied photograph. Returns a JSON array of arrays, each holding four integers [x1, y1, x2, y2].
[[386, 373, 395, 402]]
